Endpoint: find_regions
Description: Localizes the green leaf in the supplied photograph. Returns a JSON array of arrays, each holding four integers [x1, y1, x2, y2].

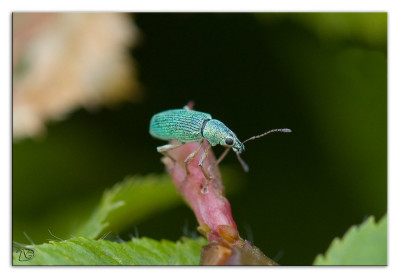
[[73, 169, 241, 240], [13, 236, 207, 265], [314, 214, 387, 265], [74, 174, 182, 239]]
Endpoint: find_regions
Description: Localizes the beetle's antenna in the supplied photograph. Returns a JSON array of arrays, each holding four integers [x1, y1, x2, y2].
[[243, 128, 292, 144], [236, 153, 249, 172]]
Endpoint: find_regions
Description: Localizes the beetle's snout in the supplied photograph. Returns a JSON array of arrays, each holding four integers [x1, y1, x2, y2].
[[233, 141, 245, 154]]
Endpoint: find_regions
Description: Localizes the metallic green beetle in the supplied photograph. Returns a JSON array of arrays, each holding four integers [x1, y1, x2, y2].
[[150, 105, 291, 180]]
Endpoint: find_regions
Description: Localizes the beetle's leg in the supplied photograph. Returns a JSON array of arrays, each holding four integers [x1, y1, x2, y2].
[[199, 144, 213, 180], [184, 141, 203, 176], [216, 147, 231, 165], [207, 147, 231, 179], [157, 143, 183, 162]]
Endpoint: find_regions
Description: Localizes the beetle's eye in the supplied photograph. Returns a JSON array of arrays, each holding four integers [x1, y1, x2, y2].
[[225, 138, 234, 146]]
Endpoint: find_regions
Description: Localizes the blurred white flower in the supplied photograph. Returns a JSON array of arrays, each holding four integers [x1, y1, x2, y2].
[[13, 13, 141, 140]]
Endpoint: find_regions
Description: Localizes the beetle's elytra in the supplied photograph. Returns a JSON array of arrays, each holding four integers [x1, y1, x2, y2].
[[150, 105, 291, 180]]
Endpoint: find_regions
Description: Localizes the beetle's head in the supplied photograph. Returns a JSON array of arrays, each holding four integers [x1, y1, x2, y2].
[[228, 137, 245, 154], [202, 119, 248, 171], [203, 120, 243, 151], [223, 134, 244, 155]]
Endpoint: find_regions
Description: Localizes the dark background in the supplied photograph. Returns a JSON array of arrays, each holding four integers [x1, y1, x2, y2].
[[13, 13, 387, 265]]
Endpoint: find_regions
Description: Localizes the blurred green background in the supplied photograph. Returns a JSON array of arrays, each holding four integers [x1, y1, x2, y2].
[[13, 13, 387, 265]]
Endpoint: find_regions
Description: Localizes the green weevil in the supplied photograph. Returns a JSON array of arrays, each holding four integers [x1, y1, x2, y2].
[[149, 104, 291, 180]]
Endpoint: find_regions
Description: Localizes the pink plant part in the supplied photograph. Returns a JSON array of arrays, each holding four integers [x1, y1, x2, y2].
[[162, 139, 278, 265], [162, 140, 244, 247]]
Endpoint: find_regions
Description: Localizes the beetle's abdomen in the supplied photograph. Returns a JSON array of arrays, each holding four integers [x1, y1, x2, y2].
[[150, 109, 212, 143]]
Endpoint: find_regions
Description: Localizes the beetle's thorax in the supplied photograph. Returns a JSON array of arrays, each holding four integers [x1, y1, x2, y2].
[[202, 119, 244, 153]]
